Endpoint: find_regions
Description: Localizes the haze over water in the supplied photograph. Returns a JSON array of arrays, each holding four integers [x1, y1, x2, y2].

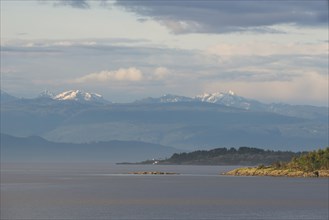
[[1, 163, 328, 219]]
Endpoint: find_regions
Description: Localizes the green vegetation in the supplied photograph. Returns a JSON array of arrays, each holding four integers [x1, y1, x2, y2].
[[225, 147, 329, 177], [138, 147, 303, 165], [271, 147, 329, 172]]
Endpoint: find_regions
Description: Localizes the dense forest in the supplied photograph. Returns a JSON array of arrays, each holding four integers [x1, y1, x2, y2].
[[139, 147, 304, 165]]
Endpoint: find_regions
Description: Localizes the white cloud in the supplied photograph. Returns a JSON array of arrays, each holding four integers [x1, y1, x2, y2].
[[203, 71, 328, 106], [73, 67, 143, 83], [206, 42, 328, 58], [0, 66, 19, 74], [153, 67, 169, 80], [159, 19, 202, 34]]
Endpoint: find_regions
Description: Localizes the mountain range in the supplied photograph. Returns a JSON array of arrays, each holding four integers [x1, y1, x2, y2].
[[2, 89, 327, 119], [1, 89, 328, 158], [38, 89, 110, 104], [136, 90, 259, 111], [1, 133, 178, 162]]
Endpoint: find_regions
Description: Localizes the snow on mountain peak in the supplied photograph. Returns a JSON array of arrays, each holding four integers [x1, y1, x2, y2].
[[38, 90, 55, 98], [135, 94, 193, 104], [196, 90, 236, 99], [53, 90, 106, 103], [227, 90, 235, 96], [194, 90, 255, 109], [195, 92, 228, 103], [159, 94, 193, 103]]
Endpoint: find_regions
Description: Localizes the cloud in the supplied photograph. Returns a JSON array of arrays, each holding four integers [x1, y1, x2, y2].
[[195, 40, 328, 95], [153, 67, 169, 80], [2, 38, 149, 47], [3, 38, 327, 105], [72, 66, 173, 84], [0, 38, 152, 55], [53, 0, 90, 9], [0, 67, 19, 74], [17, 32, 28, 36], [39, 0, 328, 34], [116, 0, 328, 34], [41, 0, 112, 9], [1, 46, 60, 54], [73, 67, 143, 83], [207, 42, 328, 57], [199, 50, 328, 85], [159, 19, 203, 34], [203, 70, 328, 106]]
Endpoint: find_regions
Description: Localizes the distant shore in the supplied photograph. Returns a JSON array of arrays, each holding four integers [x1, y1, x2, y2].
[[117, 146, 303, 166], [223, 167, 329, 177]]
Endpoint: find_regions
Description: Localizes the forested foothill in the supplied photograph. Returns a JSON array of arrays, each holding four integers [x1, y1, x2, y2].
[[139, 147, 304, 166]]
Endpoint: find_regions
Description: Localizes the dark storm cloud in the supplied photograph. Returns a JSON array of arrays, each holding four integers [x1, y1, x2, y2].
[[115, 0, 328, 34], [43, 0, 328, 34]]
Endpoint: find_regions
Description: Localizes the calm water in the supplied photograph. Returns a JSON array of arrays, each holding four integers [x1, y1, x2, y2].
[[1, 163, 328, 219]]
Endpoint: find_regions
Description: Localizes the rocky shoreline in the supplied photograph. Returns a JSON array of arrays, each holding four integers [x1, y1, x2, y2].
[[223, 167, 329, 177]]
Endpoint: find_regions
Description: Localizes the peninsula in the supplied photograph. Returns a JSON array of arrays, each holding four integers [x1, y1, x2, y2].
[[224, 147, 329, 177], [120, 147, 303, 166]]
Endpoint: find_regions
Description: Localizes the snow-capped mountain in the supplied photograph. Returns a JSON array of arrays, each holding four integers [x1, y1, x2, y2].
[[194, 90, 265, 110], [2, 89, 327, 150], [136, 91, 264, 110], [54, 90, 108, 103], [38, 90, 55, 99], [35, 89, 109, 104], [135, 94, 193, 104], [195, 90, 236, 103]]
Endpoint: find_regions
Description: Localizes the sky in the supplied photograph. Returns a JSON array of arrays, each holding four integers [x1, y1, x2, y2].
[[1, 0, 328, 106]]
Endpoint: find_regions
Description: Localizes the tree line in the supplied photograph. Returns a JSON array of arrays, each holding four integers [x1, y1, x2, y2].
[[150, 147, 305, 165], [271, 147, 329, 172]]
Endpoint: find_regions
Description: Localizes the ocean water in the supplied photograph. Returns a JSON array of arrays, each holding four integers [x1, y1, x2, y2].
[[1, 163, 328, 220]]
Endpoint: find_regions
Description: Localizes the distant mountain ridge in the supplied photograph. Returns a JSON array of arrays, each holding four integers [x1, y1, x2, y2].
[[135, 94, 194, 104], [0, 90, 19, 103], [38, 90, 55, 98], [194, 91, 264, 110], [45, 89, 109, 104], [1, 89, 109, 104], [2, 89, 327, 122], [54, 90, 104, 102], [135, 91, 327, 120], [135, 91, 252, 107], [2, 89, 327, 112], [0, 133, 179, 162], [1, 89, 327, 151]]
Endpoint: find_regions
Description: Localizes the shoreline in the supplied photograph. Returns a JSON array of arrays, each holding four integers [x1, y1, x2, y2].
[[223, 167, 329, 177]]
